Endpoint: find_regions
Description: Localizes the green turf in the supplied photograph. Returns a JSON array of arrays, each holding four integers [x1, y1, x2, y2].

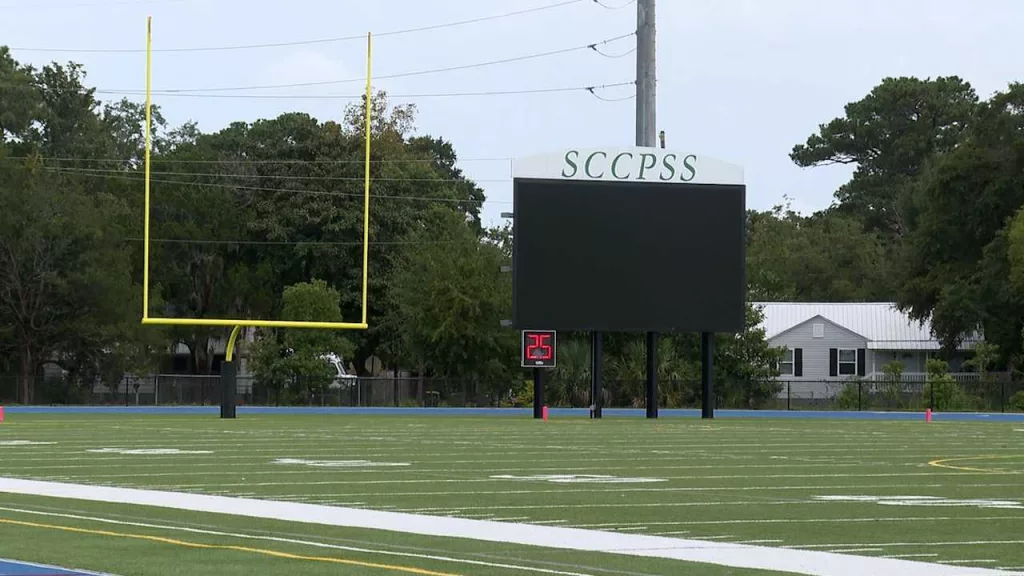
[[0, 414, 1022, 575]]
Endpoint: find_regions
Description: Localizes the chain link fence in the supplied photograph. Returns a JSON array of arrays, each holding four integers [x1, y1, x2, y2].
[[2, 374, 1023, 412]]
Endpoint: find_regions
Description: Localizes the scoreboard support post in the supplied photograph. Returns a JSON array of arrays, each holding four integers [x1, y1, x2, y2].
[[522, 330, 556, 419], [645, 331, 658, 418], [701, 332, 714, 419], [532, 368, 546, 419], [591, 331, 603, 419]]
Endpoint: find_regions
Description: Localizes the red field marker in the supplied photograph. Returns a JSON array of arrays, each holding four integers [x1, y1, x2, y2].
[[0, 406, 5, 423], [925, 408, 932, 423], [542, 406, 549, 421]]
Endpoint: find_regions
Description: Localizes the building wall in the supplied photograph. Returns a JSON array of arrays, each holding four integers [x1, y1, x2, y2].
[[769, 316, 871, 399]]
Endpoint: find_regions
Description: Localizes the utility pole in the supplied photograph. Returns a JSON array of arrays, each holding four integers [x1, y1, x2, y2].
[[637, 0, 658, 419], [591, 0, 658, 420]]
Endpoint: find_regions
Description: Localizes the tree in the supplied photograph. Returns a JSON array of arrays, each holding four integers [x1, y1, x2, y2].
[[715, 304, 785, 409], [249, 280, 354, 403], [747, 203, 889, 301], [791, 76, 978, 242], [386, 206, 517, 400], [896, 84, 1024, 358], [0, 162, 135, 402]]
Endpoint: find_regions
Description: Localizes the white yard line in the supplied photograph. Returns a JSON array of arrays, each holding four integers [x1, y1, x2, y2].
[[882, 554, 939, 559], [789, 541, 1024, 550], [943, 560, 999, 564], [1, 479, 1021, 576], [30, 469, 1023, 481], [0, 506, 593, 576], [157, 481, 1024, 496], [830, 548, 884, 553]]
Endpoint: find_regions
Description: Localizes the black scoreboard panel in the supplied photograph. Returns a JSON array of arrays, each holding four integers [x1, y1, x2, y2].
[[512, 178, 746, 333]]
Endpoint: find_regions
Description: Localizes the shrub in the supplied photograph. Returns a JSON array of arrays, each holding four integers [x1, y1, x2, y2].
[[1009, 390, 1024, 412]]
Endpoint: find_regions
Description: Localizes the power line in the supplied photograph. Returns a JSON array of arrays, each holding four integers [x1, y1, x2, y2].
[[594, 0, 637, 8], [130, 238, 458, 246], [7, 0, 587, 53], [41, 166, 515, 205], [593, 46, 637, 59], [4, 155, 514, 166], [95, 81, 636, 100], [114, 32, 634, 93], [46, 165, 513, 185], [0, 0, 188, 8]]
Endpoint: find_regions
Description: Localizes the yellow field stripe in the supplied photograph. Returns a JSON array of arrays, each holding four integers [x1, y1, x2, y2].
[[927, 455, 1019, 474], [0, 517, 461, 576]]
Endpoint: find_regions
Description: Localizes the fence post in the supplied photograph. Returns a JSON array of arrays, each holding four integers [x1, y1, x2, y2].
[[858, 381, 862, 411], [1001, 380, 1006, 413], [787, 382, 791, 411], [929, 379, 935, 411]]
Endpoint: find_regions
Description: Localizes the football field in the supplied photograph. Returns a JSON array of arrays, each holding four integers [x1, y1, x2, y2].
[[0, 413, 1023, 575]]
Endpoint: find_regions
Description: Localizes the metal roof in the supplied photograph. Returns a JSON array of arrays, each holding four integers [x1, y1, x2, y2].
[[751, 302, 981, 350]]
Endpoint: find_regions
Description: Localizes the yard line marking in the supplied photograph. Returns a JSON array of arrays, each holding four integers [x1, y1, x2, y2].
[[928, 455, 1019, 474], [0, 517, 461, 576], [735, 540, 785, 544], [788, 541, 1024, 550], [942, 560, 998, 564], [159, 481, 1024, 496], [0, 506, 594, 576], [830, 548, 884, 553], [650, 531, 690, 536], [3, 479, 1011, 576], [882, 554, 939, 559], [40, 469, 1024, 481]]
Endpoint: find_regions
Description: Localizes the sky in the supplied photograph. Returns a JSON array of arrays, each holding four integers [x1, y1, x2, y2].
[[2, 0, 1022, 227]]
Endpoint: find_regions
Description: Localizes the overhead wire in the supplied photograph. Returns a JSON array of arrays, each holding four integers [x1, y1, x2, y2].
[[130, 238, 460, 246], [593, 0, 636, 8], [95, 81, 636, 100], [2, 155, 514, 165], [39, 166, 515, 205], [44, 165, 512, 183], [6, 0, 588, 53], [108, 32, 635, 93], [592, 45, 637, 59]]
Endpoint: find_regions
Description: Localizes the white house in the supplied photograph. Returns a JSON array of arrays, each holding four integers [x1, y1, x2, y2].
[[753, 302, 982, 386]]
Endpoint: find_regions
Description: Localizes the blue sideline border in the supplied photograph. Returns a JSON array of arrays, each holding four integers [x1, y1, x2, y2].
[[3, 405, 1024, 421], [0, 558, 114, 576]]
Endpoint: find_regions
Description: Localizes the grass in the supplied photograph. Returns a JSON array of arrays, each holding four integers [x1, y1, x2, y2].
[[0, 414, 1022, 575]]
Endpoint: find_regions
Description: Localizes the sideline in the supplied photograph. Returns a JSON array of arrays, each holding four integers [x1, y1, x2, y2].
[[0, 478, 1018, 576], [0, 517, 460, 576], [0, 505, 595, 576]]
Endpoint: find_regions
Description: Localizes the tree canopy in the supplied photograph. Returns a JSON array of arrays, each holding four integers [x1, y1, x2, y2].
[[13, 50, 1021, 405]]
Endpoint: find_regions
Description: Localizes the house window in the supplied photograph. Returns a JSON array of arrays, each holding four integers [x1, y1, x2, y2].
[[838, 348, 857, 375], [780, 349, 794, 375]]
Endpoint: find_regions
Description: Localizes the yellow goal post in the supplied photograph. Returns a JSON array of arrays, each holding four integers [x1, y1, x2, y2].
[[139, 16, 373, 357]]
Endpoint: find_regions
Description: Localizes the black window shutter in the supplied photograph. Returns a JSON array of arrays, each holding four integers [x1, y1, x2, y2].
[[857, 348, 866, 376], [794, 348, 803, 377], [829, 348, 838, 377]]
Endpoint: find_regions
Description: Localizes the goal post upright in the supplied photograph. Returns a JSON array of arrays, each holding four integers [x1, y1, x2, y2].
[[139, 22, 375, 417], [143, 15, 153, 322], [140, 23, 373, 331]]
